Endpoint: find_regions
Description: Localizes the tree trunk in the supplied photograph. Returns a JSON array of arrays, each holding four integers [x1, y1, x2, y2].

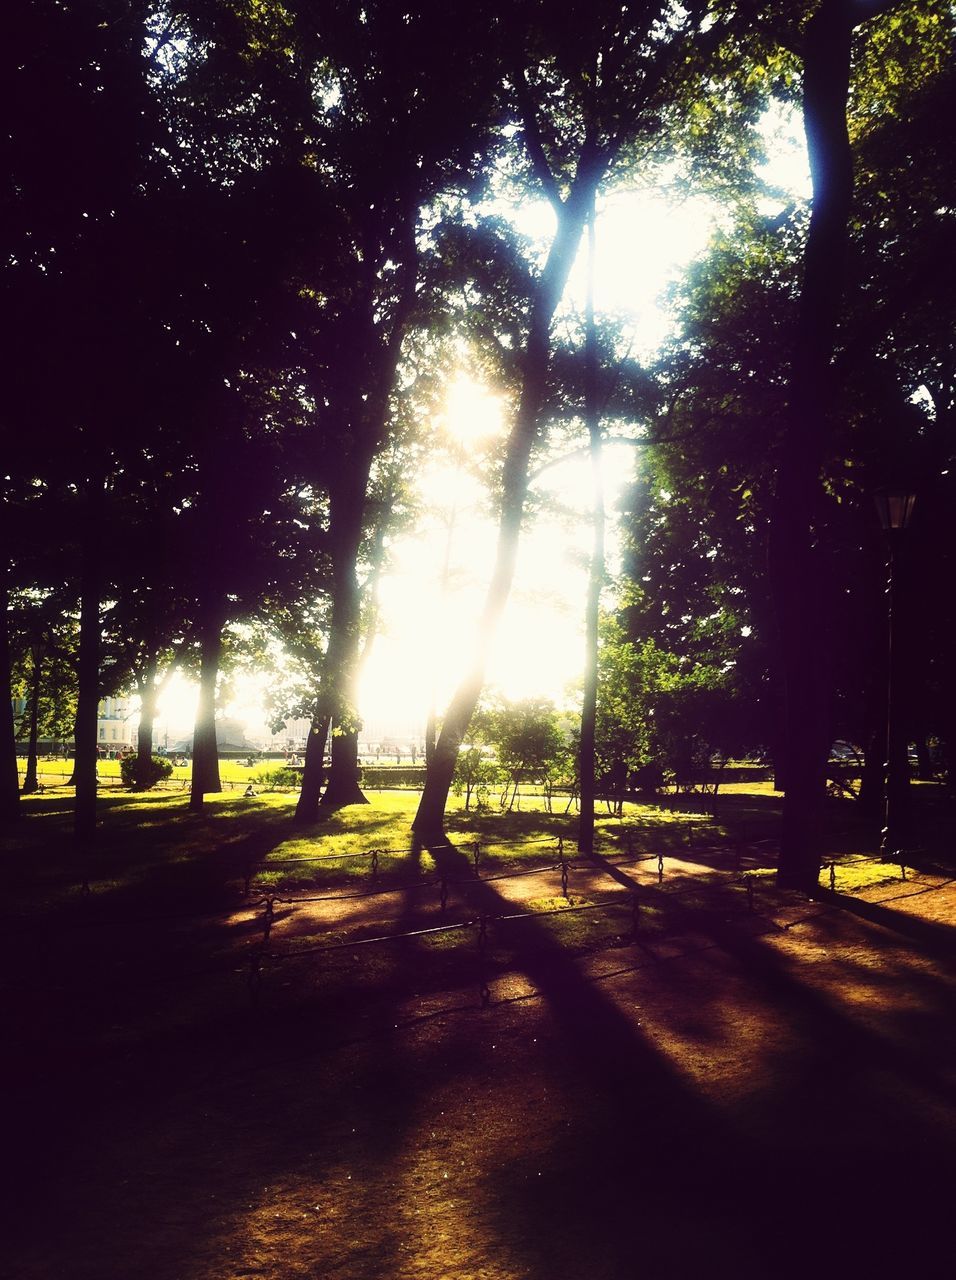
[[73, 553, 100, 843], [66, 703, 79, 787], [315, 469, 371, 810], [21, 646, 42, 794], [323, 725, 368, 807], [0, 582, 22, 823], [771, 0, 858, 892], [136, 654, 158, 773], [578, 198, 603, 857], [914, 734, 932, 782], [414, 155, 608, 841], [321, 498, 392, 810], [293, 467, 373, 822], [294, 711, 330, 823], [189, 598, 224, 810], [859, 722, 884, 817]]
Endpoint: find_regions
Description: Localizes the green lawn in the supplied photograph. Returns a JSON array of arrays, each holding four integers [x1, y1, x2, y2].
[[17, 755, 266, 785], [6, 782, 755, 915], [11, 774, 943, 911]]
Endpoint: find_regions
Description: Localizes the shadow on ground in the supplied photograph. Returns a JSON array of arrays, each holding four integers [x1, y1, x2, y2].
[[4, 797, 955, 1278]]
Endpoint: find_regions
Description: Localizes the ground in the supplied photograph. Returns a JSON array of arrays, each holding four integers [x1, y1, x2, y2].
[[4, 784, 954, 1278]]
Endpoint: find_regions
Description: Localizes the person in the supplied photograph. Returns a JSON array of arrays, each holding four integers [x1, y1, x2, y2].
[[244, 783, 257, 797]]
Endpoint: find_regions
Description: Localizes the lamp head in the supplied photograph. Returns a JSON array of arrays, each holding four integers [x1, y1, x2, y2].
[[873, 488, 916, 532]]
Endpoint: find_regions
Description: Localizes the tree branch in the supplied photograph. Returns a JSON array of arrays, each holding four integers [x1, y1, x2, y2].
[[513, 67, 564, 214]]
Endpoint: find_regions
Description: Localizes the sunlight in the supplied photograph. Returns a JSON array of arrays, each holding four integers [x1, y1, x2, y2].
[[358, 439, 636, 731], [440, 372, 505, 447]]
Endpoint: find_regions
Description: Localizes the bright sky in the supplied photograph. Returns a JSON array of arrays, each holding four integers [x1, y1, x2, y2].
[[358, 190, 718, 737], [151, 111, 811, 744]]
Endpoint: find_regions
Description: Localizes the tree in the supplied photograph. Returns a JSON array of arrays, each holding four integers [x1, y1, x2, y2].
[[277, 0, 505, 818], [769, 0, 948, 888], [483, 695, 566, 812], [414, 0, 741, 839]]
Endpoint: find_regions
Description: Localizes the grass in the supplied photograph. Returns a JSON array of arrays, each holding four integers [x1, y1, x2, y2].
[[16, 755, 274, 787], [9, 775, 950, 913]]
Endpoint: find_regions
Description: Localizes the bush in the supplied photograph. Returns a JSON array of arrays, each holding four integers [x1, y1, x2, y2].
[[120, 753, 174, 791], [359, 766, 425, 789], [452, 748, 500, 811], [253, 766, 302, 790]]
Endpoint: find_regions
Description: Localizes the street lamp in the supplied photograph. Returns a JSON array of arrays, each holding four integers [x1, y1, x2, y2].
[[873, 487, 916, 862]]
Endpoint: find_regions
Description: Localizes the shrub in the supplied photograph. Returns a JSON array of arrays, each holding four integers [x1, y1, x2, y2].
[[452, 748, 500, 811], [253, 765, 302, 790], [359, 765, 425, 789], [120, 753, 174, 791]]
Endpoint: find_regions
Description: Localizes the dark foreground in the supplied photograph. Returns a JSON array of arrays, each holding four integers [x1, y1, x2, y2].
[[4, 788, 955, 1279]]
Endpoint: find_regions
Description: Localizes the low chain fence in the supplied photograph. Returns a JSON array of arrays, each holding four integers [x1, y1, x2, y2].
[[242, 832, 947, 1005], [9, 811, 945, 1011]]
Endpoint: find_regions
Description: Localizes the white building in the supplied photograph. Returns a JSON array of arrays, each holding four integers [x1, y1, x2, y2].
[[97, 696, 135, 752]]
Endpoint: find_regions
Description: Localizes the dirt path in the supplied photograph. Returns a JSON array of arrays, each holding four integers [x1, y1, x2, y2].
[[7, 851, 955, 1279]]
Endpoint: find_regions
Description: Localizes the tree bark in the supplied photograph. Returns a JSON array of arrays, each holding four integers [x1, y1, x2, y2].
[[578, 199, 604, 857], [189, 597, 224, 810], [21, 646, 42, 794], [294, 710, 330, 823], [320, 497, 392, 809], [414, 153, 608, 841], [0, 582, 22, 823], [135, 653, 158, 779], [323, 725, 367, 807], [771, 0, 905, 890], [313, 465, 372, 811], [66, 704, 79, 787], [771, 1, 858, 891], [73, 550, 100, 843]]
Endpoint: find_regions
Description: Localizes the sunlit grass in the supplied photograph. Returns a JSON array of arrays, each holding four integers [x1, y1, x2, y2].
[[818, 854, 910, 894], [18, 779, 939, 917]]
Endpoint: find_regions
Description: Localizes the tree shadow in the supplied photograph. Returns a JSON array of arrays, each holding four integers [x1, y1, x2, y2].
[[811, 885, 956, 955], [7, 817, 954, 1279]]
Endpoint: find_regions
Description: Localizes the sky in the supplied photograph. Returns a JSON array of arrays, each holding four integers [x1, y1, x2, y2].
[[153, 112, 811, 745]]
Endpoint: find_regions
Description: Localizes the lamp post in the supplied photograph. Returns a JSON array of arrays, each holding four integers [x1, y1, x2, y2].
[[873, 488, 916, 862]]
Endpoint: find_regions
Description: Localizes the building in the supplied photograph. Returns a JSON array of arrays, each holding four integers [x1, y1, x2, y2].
[[97, 696, 135, 754]]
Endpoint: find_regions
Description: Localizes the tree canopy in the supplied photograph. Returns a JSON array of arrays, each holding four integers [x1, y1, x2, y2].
[[2, 0, 951, 888]]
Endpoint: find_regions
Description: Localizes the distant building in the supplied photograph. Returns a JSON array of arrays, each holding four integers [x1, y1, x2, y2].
[[12, 694, 135, 755], [171, 716, 256, 755], [258, 718, 312, 753], [97, 697, 135, 752], [359, 714, 426, 761]]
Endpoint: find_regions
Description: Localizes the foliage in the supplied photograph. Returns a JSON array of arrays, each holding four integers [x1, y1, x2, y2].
[[452, 746, 501, 812], [479, 695, 569, 812], [596, 613, 763, 785], [120, 754, 173, 791], [252, 765, 302, 790], [359, 766, 427, 790]]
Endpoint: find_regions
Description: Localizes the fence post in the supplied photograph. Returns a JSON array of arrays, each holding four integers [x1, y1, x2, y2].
[[657, 853, 664, 885], [262, 895, 276, 945], [248, 951, 263, 1002], [477, 915, 491, 1007], [473, 841, 481, 877]]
